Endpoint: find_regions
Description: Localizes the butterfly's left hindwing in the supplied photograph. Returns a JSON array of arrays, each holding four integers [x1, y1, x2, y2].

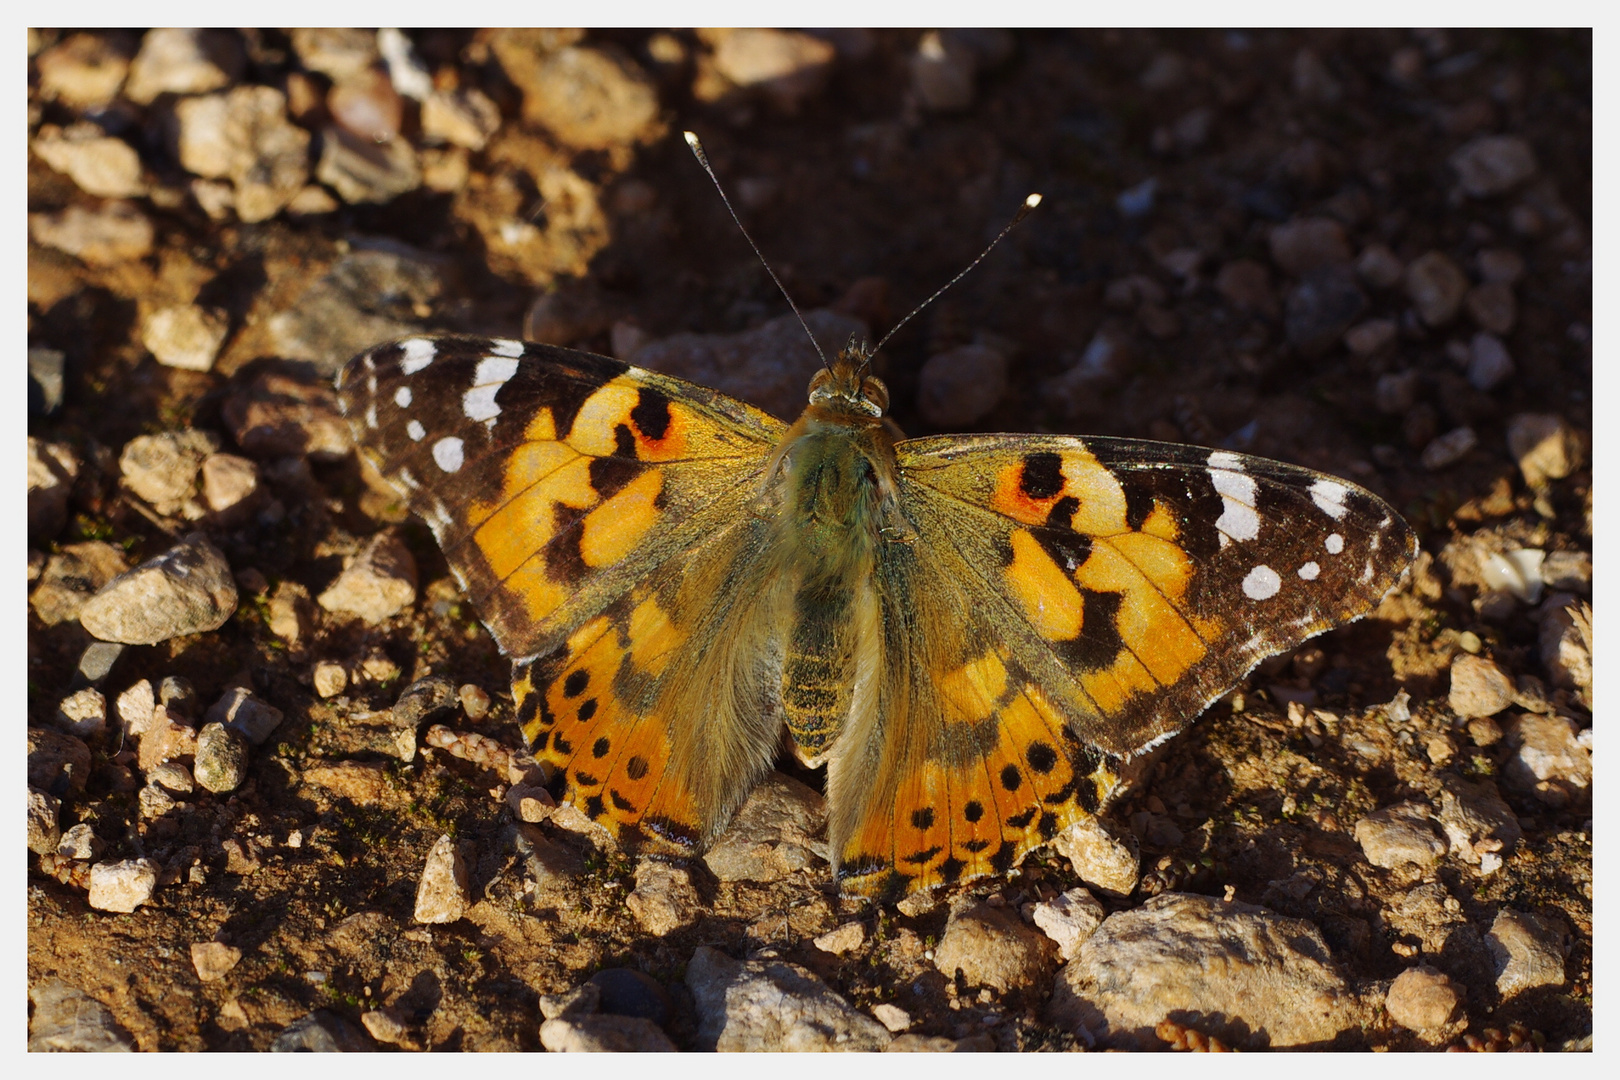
[[827, 433, 1414, 897]]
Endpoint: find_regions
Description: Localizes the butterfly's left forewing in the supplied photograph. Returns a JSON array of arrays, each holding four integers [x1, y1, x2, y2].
[[829, 433, 1414, 897]]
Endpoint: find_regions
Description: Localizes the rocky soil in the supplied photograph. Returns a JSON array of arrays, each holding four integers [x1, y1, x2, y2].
[[28, 29, 1590, 1051]]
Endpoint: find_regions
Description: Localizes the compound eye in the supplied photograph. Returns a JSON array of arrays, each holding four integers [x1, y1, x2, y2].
[[860, 376, 889, 413], [807, 369, 833, 398]]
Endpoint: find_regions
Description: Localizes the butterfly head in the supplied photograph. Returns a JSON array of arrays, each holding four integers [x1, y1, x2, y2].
[[808, 346, 889, 418]]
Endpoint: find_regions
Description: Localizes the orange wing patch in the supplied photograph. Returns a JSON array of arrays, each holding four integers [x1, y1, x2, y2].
[[514, 591, 703, 855], [836, 648, 1106, 898]]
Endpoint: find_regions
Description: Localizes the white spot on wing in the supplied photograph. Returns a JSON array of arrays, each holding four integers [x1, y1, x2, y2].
[[1208, 450, 1259, 547], [400, 338, 436, 374], [432, 436, 465, 473], [394, 386, 412, 408], [463, 355, 520, 423], [1298, 561, 1321, 580], [490, 339, 524, 358], [1310, 479, 1350, 519], [1325, 533, 1344, 555], [1243, 564, 1281, 600], [367, 374, 377, 394], [1360, 559, 1375, 583], [396, 467, 420, 490], [364, 403, 378, 429], [406, 419, 426, 441]]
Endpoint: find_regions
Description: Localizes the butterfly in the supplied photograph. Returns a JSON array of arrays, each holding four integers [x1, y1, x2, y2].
[[335, 328, 1415, 901]]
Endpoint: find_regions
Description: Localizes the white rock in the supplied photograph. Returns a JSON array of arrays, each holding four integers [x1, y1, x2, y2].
[[55, 687, 107, 739], [1051, 815, 1139, 897], [539, 1014, 677, 1052], [1049, 892, 1364, 1050], [142, 305, 229, 372], [88, 858, 160, 913], [1353, 801, 1447, 869], [317, 531, 418, 624], [686, 946, 891, 1051], [1032, 886, 1107, 961], [871, 1003, 911, 1032], [191, 941, 243, 982], [1420, 426, 1477, 470], [812, 921, 867, 955], [626, 859, 700, 936], [413, 834, 470, 924], [1486, 908, 1566, 997], [27, 789, 62, 855]]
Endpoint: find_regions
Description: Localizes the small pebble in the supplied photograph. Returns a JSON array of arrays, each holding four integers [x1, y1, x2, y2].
[[204, 687, 284, 746], [1506, 413, 1582, 488], [1448, 654, 1515, 717], [28, 979, 135, 1052], [194, 722, 250, 793], [1450, 135, 1538, 198], [458, 683, 491, 721], [1353, 801, 1447, 869], [118, 429, 219, 513], [911, 29, 977, 111], [360, 1007, 409, 1045], [505, 781, 556, 823], [79, 533, 239, 646], [1269, 217, 1351, 275], [1386, 966, 1464, 1031], [28, 201, 154, 266], [31, 123, 146, 199], [1356, 243, 1405, 289], [142, 305, 229, 372], [57, 823, 102, 861], [301, 760, 388, 804], [1476, 247, 1526, 284], [317, 531, 418, 624], [708, 28, 836, 112], [191, 941, 243, 982], [626, 859, 701, 936], [54, 688, 107, 739], [312, 661, 348, 698], [27, 789, 62, 855], [933, 901, 1058, 993], [539, 1014, 678, 1052], [872, 1003, 911, 1032], [1486, 908, 1567, 997], [124, 28, 241, 104], [1031, 886, 1107, 961], [1466, 332, 1514, 391], [1420, 426, 1477, 470], [1405, 251, 1469, 327], [200, 453, 260, 518], [88, 858, 160, 913], [147, 761, 193, 795], [812, 921, 867, 955], [413, 834, 470, 924], [34, 32, 135, 108]]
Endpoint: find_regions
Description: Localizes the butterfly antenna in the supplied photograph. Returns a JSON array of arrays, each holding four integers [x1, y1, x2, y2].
[[871, 193, 1042, 358], [684, 131, 829, 368]]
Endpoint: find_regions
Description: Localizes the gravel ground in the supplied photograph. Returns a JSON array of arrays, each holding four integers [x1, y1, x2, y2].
[[28, 28, 1590, 1052]]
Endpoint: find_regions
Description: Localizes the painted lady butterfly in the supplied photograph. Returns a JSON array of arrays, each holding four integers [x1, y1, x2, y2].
[[335, 324, 1414, 900]]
